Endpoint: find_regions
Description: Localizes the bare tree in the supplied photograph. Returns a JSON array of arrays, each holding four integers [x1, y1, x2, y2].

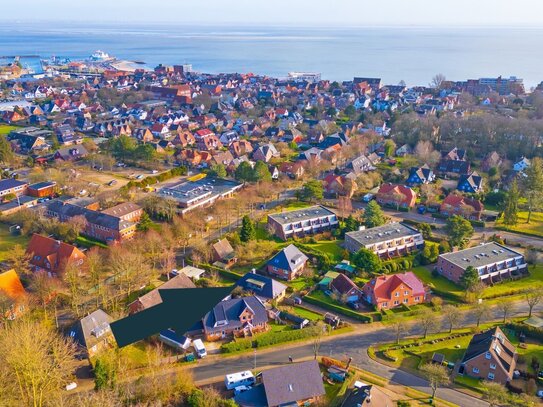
[[392, 319, 408, 344], [420, 363, 449, 400], [526, 288, 542, 318], [442, 305, 462, 333], [482, 381, 509, 407], [430, 73, 447, 89], [416, 310, 440, 338], [497, 301, 513, 323], [0, 319, 76, 407], [472, 301, 491, 327], [312, 322, 327, 360]]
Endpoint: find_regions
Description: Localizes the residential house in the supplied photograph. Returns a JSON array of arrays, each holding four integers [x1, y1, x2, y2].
[[406, 165, 435, 186], [460, 327, 517, 384], [54, 145, 89, 161], [438, 147, 470, 175], [211, 238, 237, 268], [279, 162, 305, 179], [235, 272, 288, 303], [128, 274, 196, 314], [266, 244, 308, 281], [235, 360, 325, 407], [376, 183, 417, 209], [7, 127, 50, 153], [55, 124, 81, 145], [0, 179, 28, 198], [267, 205, 339, 241], [395, 144, 413, 157], [346, 154, 376, 174], [195, 129, 222, 150], [440, 194, 484, 220], [253, 143, 280, 162], [345, 222, 424, 257], [436, 242, 527, 285], [330, 273, 363, 303], [201, 296, 268, 340], [70, 309, 115, 357], [0, 269, 27, 320], [513, 157, 530, 173], [482, 151, 503, 172], [229, 140, 254, 157], [457, 172, 483, 193], [26, 234, 87, 275], [362, 272, 427, 310]]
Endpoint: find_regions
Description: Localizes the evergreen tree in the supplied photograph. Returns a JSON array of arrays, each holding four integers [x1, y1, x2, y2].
[[524, 157, 543, 224], [344, 215, 360, 232], [460, 266, 479, 290], [502, 178, 519, 226], [234, 161, 254, 182], [136, 212, 153, 231], [0, 135, 14, 165], [352, 248, 382, 272], [210, 163, 227, 178], [445, 215, 473, 248], [300, 180, 323, 202], [363, 201, 386, 228], [239, 215, 256, 242], [254, 161, 272, 182]]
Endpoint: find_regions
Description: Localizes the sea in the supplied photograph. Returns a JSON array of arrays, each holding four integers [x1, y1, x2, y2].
[[1, 22, 542, 87]]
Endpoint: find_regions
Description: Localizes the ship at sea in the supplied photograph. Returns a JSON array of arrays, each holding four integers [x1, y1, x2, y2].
[[89, 50, 114, 61]]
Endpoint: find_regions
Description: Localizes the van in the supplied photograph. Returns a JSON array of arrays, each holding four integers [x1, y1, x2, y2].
[[192, 339, 207, 358], [225, 371, 256, 390]]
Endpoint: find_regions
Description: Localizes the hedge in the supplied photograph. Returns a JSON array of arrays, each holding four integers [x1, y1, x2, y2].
[[120, 166, 188, 192], [201, 263, 244, 281], [296, 243, 333, 270], [505, 322, 543, 342], [495, 226, 543, 240], [303, 295, 372, 323], [220, 326, 323, 353]]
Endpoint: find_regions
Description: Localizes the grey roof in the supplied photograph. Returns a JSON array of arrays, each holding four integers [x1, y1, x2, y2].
[[71, 309, 114, 351], [133, 274, 196, 310], [159, 177, 242, 205], [45, 201, 134, 231], [236, 273, 287, 300], [202, 296, 268, 335], [439, 242, 524, 269], [268, 205, 336, 225], [261, 360, 325, 406], [101, 202, 141, 218], [268, 244, 308, 272], [345, 222, 420, 246], [0, 179, 27, 193]]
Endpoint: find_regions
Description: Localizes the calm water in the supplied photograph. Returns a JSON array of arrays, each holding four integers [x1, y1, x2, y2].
[[1, 23, 542, 87]]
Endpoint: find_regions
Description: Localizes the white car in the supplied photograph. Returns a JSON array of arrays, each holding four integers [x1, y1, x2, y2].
[[136, 175, 144, 180], [537, 390, 543, 398]]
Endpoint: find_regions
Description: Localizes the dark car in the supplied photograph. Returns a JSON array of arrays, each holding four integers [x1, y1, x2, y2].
[[347, 301, 360, 310]]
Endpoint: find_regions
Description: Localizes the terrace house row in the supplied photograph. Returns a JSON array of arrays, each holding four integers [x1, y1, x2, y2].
[[267, 205, 339, 241], [436, 242, 527, 284], [345, 222, 424, 258]]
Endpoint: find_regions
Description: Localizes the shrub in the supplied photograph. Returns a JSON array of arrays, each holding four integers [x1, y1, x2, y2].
[[303, 295, 372, 322], [221, 338, 253, 353], [254, 326, 321, 347]]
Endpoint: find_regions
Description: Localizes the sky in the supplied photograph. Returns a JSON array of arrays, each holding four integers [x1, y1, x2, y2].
[[3, 0, 543, 26]]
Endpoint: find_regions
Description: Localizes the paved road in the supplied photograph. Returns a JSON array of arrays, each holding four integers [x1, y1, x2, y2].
[[191, 301, 543, 407]]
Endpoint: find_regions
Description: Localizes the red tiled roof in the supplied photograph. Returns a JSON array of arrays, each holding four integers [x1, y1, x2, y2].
[[26, 234, 86, 273], [0, 269, 26, 300], [366, 272, 425, 302]]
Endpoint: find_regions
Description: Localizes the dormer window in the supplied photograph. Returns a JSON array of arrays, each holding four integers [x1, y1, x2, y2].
[[485, 352, 491, 359]]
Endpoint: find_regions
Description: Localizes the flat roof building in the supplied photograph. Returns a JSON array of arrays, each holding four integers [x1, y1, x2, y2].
[[267, 205, 338, 241], [158, 176, 242, 214], [436, 242, 527, 284], [345, 222, 424, 257]]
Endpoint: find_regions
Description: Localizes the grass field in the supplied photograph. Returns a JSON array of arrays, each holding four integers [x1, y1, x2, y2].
[[0, 224, 29, 261], [0, 125, 18, 135], [304, 240, 345, 262], [291, 306, 323, 321], [497, 211, 543, 237], [411, 266, 464, 301]]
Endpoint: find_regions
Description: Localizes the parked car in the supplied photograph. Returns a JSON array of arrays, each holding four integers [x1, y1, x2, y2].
[[347, 302, 360, 310], [234, 386, 252, 396], [417, 205, 427, 214], [136, 174, 144, 180], [362, 193, 374, 203], [537, 390, 543, 398], [108, 180, 117, 186], [293, 297, 302, 305]]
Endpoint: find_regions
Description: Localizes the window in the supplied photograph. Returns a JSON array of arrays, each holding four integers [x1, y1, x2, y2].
[[404, 291, 409, 296], [403, 299, 408, 303], [414, 296, 420, 302], [395, 292, 399, 297], [487, 373, 494, 380], [485, 352, 491, 360], [489, 363, 496, 370], [393, 300, 399, 305], [382, 302, 388, 308], [494, 345, 501, 356], [472, 367, 480, 374]]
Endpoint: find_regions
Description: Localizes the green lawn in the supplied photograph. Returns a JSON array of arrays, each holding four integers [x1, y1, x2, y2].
[[0, 224, 29, 261], [291, 306, 323, 321], [288, 278, 310, 291], [308, 289, 338, 306], [482, 264, 543, 298], [304, 240, 345, 262], [497, 211, 543, 237], [120, 342, 149, 368], [0, 125, 18, 135], [269, 323, 293, 333], [411, 266, 464, 301]]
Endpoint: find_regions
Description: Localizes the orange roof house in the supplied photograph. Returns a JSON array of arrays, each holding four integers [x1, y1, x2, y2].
[[440, 193, 484, 221], [376, 183, 417, 208], [0, 269, 27, 320], [26, 234, 87, 275], [362, 272, 427, 310]]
